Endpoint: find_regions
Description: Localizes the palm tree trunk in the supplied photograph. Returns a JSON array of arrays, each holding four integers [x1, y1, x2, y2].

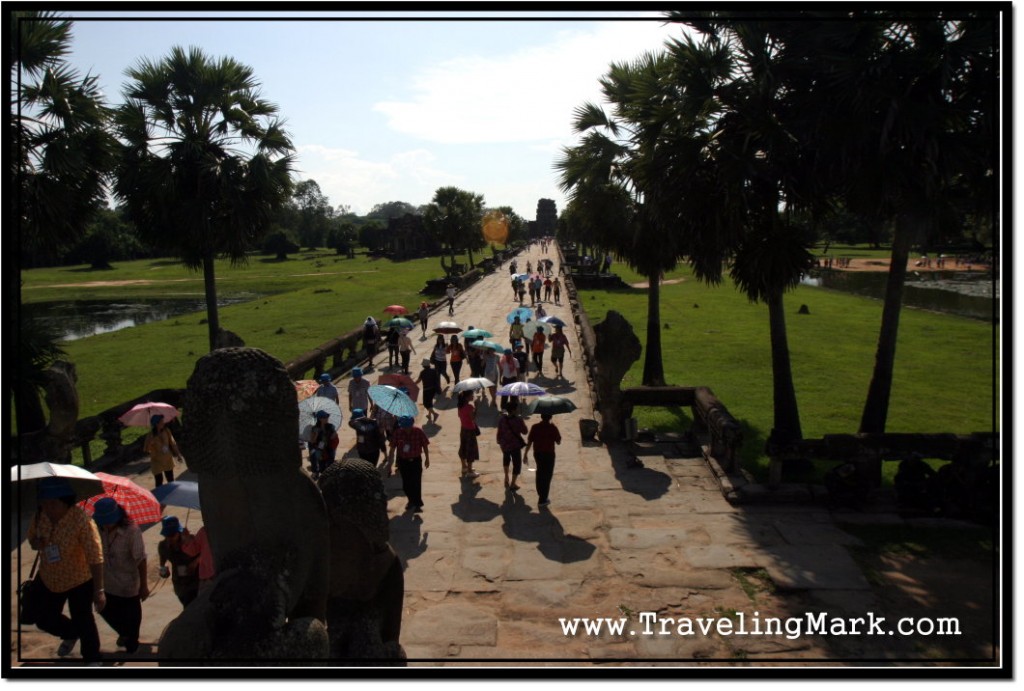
[[641, 269, 666, 386], [859, 215, 914, 433], [768, 291, 802, 442], [203, 252, 220, 352]]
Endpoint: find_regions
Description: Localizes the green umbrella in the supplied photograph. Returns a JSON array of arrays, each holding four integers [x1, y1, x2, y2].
[[385, 317, 414, 330], [525, 395, 577, 416]]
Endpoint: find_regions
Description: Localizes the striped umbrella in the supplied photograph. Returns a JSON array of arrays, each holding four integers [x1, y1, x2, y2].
[[78, 472, 163, 526]]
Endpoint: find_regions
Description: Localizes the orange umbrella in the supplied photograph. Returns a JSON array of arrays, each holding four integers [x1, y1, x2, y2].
[[294, 379, 320, 402]]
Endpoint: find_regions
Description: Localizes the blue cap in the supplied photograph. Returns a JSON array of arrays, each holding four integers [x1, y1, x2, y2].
[[352, 408, 366, 418], [160, 515, 184, 537], [319, 373, 332, 382], [38, 477, 75, 500], [352, 367, 363, 377], [315, 410, 331, 419], [92, 497, 123, 526], [397, 415, 414, 429]]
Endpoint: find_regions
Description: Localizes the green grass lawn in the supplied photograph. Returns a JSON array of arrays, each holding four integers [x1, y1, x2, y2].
[[578, 261, 997, 484], [20, 250, 462, 419]]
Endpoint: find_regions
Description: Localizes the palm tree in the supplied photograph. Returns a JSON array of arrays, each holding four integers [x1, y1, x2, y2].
[[12, 11, 116, 264], [113, 46, 295, 351], [12, 12, 114, 451]]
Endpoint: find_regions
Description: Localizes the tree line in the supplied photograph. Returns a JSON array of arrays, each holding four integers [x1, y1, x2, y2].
[[555, 10, 998, 440]]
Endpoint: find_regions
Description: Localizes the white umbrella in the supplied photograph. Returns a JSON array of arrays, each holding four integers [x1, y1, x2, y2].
[[297, 396, 343, 442], [11, 463, 106, 545], [452, 377, 494, 394], [118, 401, 179, 427]]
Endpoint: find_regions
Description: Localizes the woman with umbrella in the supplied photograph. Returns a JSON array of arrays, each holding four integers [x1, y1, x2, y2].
[[530, 325, 548, 378], [92, 498, 148, 655], [157, 516, 199, 608], [497, 407, 528, 491], [482, 348, 501, 405], [26, 477, 105, 663], [457, 390, 481, 478], [308, 410, 340, 482], [143, 414, 182, 488]]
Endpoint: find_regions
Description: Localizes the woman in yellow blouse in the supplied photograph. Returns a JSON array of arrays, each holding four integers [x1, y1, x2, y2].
[[27, 477, 105, 663], [143, 414, 181, 487]]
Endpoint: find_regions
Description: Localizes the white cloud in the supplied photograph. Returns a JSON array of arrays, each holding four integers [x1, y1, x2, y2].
[[374, 21, 680, 145], [295, 144, 461, 215]]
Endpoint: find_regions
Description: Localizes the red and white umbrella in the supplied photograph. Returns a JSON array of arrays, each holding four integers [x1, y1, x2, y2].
[[77, 472, 163, 526], [383, 304, 408, 315], [118, 402, 178, 428], [294, 379, 320, 402]]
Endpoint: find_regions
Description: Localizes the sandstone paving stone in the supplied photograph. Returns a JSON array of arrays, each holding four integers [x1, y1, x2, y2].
[[403, 601, 498, 646], [461, 544, 510, 582], [701, 517, 786, 547], [683, 545, 767, 569], [500, 579, 584, 609], [506, 542, 564, 580], [608, 526, 693, 550], [773, 520, 865, 546], [755, 544, 872, 591]]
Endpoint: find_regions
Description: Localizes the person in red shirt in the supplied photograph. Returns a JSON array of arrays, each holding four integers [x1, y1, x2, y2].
[[181, 525, 215, 592], [530, 327, 547, 378], [457, 391, 480, 478], [524, 413, 562, 507], [548, 325, 571, 378], [388, 415, 430, 513]]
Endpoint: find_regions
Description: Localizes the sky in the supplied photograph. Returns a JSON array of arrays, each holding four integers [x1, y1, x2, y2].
[[61, 9, 689, 222]]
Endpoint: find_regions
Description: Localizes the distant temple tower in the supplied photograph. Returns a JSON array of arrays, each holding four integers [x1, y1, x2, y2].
[[535, 198, 557, 238]]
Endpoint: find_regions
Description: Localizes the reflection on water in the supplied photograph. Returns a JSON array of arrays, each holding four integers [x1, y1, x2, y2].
[[801, 270, 997, 322], [29, 297, 253, 342]]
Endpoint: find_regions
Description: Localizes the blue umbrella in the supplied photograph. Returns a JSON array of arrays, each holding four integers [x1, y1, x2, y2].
[[514, 273, 530, 282], [507, 307, 533, 324], [525, 395, 578, 416], [462, 328, 493, 340], [384, 317, 414, 330], [368, 384, 419, 418], [540, 316, 567, 328], [151, 481, 201, 511]]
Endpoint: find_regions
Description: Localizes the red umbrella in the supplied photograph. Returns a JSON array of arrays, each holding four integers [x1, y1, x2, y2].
[[78, 472, 163, 526], [383, 305, 408, 315], [377, 373, 419, 402]]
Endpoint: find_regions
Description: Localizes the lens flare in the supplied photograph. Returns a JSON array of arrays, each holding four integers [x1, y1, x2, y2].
[[481, 210, 509, 244]]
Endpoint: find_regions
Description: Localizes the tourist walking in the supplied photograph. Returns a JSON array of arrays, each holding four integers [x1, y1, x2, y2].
[[497, 408, 528, 490], [349, 408, 388, 467], [457, 391, 481, 478], [157, 516, 199, 608], [549, 324, 571, 378], [386, 326, 401, 369], [530, 327, 547, 378], [143, 414, 181, 488], [447, 335, 466, 382], [181, 526, 215, 592], [92, 498, 148, 655], [348, 366, 371, 413], [26, 477, 105, 664], [389, 415, 430, 513], [314, 372, 339, 405], [498, 349, 520, 411], [398, 330, 416, 374], [308, 409, 339, 481], [446, 283, 457, 315], [418, 301, 430, 336], [553, 277, 562, 305], [524, 413, 562, 508], [431, 334, 451, 385], [414, 360, 441, 423], [363, 317, 380, 369], [508, 315, 525, 349]]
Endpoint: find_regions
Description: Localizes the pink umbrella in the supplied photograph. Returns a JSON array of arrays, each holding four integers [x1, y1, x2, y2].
[[383, 305, 408, 315], [78, 472, 162, 526], [118, 402, 178, 428]]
